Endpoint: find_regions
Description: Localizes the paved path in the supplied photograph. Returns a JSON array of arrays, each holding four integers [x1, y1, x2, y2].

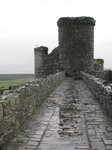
[[2, 78, 112, 150]]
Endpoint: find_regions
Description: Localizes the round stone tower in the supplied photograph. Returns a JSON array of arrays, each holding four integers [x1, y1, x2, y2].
[[57, 17, 96, 76]]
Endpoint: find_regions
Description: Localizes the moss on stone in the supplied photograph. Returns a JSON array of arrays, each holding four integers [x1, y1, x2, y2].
[[94, 59, 104, 64]]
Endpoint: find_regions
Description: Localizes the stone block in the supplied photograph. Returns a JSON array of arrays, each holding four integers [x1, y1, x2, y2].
[[0, 141, 5, 150], [0, 121, 4, 136], [4, 116, 11, 131], [20, 87, 26, 98], [15, 94, 20, 105], [9, 96, 16, 106], [3, 130, 12, 143], [0, 104, 3, 121]]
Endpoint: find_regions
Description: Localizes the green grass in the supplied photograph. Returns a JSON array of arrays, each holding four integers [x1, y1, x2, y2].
[[0, 78, 34, 90]]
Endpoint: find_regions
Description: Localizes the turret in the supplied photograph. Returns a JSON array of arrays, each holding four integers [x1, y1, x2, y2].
[[57, 17, 96, 76], [34, 46, 48, 78]]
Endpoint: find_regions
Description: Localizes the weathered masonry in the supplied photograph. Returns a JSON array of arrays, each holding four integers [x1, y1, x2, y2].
[[57, 17, 95, 76], [0, 72, 66, 149], [35, 16, 96, 77], [1, 17, 112, 150], [34, 46, 60, 78]]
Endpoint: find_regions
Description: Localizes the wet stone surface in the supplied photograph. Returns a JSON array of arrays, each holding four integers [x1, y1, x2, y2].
[[2, 78, 112, 150]]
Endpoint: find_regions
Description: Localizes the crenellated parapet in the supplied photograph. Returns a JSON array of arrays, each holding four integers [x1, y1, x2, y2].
[[57, 17, 95, 26]]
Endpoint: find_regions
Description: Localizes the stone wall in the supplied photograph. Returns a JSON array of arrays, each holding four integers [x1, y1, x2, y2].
[[94, 59, 104, 72], [57, 17, 96, 76], [94, 63, 104, 72], [0, 71, 66, 149], [44, 47, 60, 76], [86, 70, 112, 82], [82, 72, 112, 118], [34, 46, 60, 78]]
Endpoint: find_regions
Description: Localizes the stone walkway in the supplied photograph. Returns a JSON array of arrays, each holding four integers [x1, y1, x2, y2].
[[2, 78, 112, 150]]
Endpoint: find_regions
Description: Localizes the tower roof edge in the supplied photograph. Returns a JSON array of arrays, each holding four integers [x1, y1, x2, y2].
[[57, 16, 96, 26]]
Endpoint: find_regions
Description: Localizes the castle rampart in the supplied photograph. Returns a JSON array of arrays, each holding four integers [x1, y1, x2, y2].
[[0, 72, 65, 149], [1, 16, 112, 149]]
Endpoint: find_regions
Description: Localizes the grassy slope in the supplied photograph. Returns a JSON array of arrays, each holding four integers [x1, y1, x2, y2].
[[0, 78, 34, 89]]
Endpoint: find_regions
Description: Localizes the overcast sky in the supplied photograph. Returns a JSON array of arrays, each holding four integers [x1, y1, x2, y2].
[[0, 0, 112, 73]]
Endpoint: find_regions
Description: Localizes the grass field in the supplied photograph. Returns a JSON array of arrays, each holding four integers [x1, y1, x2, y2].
[[0, 77, 34, 90]]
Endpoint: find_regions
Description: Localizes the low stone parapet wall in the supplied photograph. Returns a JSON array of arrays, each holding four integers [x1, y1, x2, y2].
[[0, 71, 66, 149], [87, 70, 112, 82], [82, 72, 112, 118]]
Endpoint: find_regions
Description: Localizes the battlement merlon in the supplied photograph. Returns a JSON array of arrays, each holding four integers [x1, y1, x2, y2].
[[34, 46, 48, 55], [34, 46, 48, 78], [57, 17, 96, 26]]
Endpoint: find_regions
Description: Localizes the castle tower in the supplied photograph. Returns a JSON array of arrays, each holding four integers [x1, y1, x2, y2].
[[34, 46, 48, 78], [57, 17, 96, 76]]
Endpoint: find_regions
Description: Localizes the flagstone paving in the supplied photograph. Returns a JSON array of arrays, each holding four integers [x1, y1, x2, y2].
[[2, 78, 112, 150]]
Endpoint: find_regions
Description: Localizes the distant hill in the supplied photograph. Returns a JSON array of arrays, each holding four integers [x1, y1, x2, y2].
[[104, 68, 112, 71], [0, 74, 34, 80]]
